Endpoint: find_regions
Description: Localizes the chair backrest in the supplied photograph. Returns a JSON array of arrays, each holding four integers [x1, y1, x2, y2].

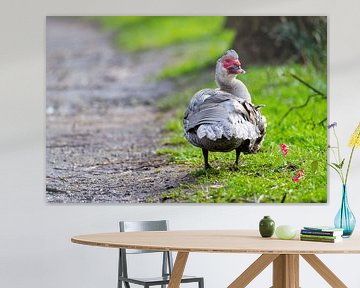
[[120, 220, 168, 232], [118, 220, 174, 284], [119, 220, 169, 254]]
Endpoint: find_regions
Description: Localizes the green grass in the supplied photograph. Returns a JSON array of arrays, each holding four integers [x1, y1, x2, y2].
[[157, 64, 327, 203]]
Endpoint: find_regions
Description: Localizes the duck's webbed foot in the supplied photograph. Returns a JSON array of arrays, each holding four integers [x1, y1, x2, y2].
[[202, 148, 212, 170]]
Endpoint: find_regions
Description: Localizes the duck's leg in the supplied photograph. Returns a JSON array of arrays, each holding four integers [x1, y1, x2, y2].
[[202, 148, 212, 169], [234, 147, 241, 166]]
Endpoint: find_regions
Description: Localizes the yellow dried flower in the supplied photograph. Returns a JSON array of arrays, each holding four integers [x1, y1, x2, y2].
[[349, 122, 360, 147]]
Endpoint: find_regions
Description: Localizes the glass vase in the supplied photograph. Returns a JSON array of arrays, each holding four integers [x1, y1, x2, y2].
[[334, 185, 356, 237]]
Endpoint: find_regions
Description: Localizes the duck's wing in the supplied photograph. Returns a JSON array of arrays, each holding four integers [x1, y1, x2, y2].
[[184, 88, 217, 131], [185, 90, 265, 142], [184, 89, 214, 116], [185, 91, 251, 131]]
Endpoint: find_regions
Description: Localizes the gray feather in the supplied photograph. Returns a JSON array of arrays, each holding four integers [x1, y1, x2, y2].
[[185, 107, 228, 132]]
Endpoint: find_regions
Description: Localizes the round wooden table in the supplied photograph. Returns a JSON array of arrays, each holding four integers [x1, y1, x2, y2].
[[72, 230, 360, 288]]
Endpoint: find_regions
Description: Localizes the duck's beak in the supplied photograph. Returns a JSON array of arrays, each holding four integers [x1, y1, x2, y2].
[[238, 67, 246, 74], [230, 65, 245, 74], [230, 60, 246, 74]]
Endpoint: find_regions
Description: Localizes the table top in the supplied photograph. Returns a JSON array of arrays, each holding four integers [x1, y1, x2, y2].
[[71, 230, 360, 254]]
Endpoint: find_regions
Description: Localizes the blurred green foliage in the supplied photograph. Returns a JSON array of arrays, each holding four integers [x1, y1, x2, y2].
[[93, 16, 228, 49], [158, 33, 234, 79], [90, 16, 234, 78], [92, 16, 326, 77], [88, 16, 327, 78]]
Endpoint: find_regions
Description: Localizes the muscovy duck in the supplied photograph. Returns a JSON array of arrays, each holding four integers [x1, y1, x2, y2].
[[183, 49, 266, 169]]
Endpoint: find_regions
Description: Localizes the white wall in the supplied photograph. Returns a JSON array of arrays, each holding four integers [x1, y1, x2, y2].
[[1, 0, 360, 287]]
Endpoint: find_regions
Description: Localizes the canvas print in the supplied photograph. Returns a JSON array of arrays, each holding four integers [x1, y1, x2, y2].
[[46, 16, 327, 203]]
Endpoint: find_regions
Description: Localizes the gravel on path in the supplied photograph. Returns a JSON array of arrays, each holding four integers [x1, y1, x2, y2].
[[46, 17, 194, 203]]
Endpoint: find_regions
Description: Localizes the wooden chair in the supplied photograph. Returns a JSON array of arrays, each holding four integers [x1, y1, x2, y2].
[[118, 220, 204, 288]]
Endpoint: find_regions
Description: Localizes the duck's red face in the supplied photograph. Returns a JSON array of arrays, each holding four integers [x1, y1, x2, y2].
[[222, 57, 245, 74]]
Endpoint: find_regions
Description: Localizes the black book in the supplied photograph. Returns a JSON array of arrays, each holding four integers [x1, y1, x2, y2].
[[301, 229, 343, 237]]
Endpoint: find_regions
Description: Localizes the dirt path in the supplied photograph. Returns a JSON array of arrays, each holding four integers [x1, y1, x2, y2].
[[46, 17, 193, 203]]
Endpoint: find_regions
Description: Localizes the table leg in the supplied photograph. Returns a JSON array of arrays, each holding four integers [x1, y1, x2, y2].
[[228, 254, 280, 288], [301, 254, 347, 288], [272, 254, 299, 288], [229, 253, 348, 288], [168, 251, 189, 288]]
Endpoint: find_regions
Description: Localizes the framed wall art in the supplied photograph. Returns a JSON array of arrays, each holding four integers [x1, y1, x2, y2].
[[46, 16, 327, 203]]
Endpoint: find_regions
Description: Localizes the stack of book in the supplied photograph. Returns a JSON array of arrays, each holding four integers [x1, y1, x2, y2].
[[300, 226, 344, 243]]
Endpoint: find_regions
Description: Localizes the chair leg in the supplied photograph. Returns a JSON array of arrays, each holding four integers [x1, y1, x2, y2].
[[118, 249, 122, 288], [118, 279, 130, 288], [161, 251, 168, 288], [199, 278, 204, 288]]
